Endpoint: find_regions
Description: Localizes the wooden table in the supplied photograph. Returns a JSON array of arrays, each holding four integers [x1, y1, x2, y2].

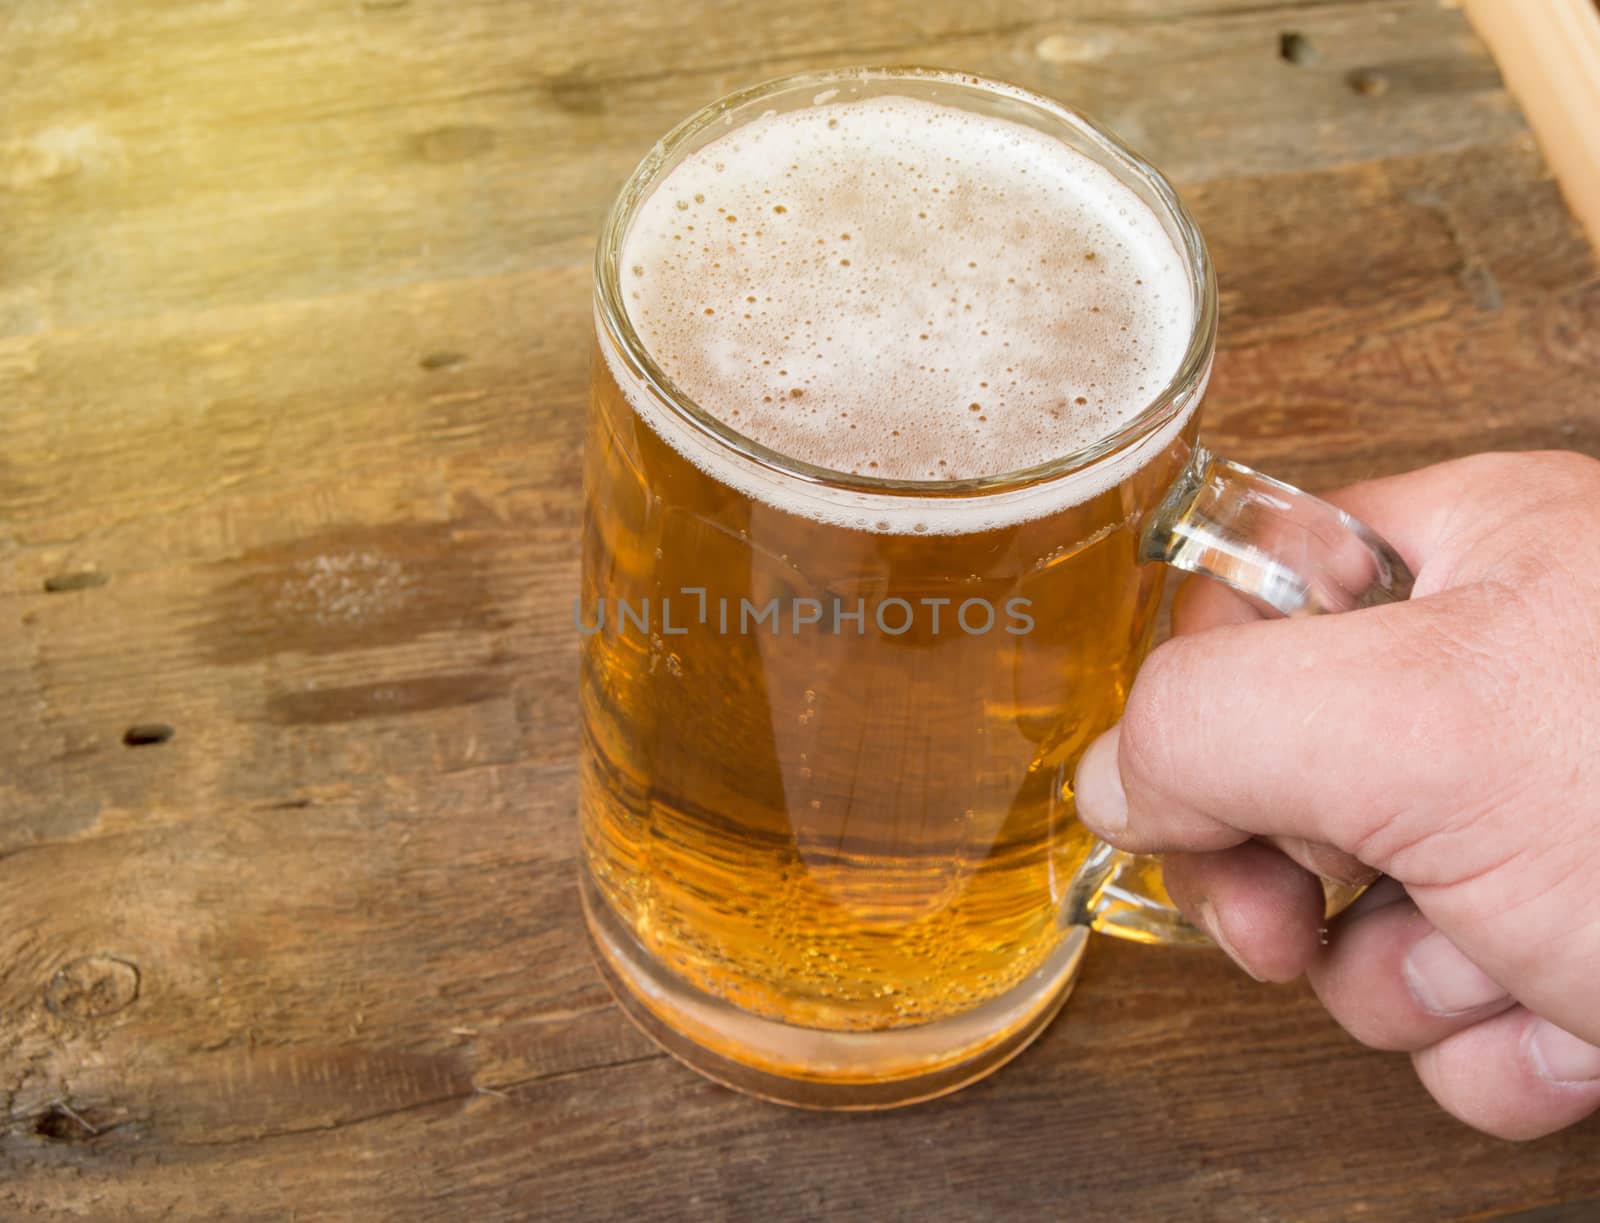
[[3, 2, 1597, 1218]]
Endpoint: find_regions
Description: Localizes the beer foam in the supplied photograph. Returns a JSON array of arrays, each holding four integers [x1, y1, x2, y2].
[[607, 92, 1202, 533]]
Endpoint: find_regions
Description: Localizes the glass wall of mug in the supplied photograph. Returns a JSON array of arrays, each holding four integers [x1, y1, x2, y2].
[[578, 67, 1216, 1108]]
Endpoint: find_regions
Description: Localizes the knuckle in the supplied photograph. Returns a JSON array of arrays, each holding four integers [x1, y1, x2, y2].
[[1527, 447, 1600, 492], [1172, 574, 1256, 635], [1447, 448, 1599, 495], [1120, 643, 1184, 768], [1335, 599, 1525, 874], [1325, 998, 1418, 1054], [1451, 451, 1600, 566], [1117, 639, 1189, 800], [1458, 450, 1536, 484]]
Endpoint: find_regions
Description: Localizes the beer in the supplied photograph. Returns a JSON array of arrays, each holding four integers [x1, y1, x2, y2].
[[581, 80, 1202, 1082]]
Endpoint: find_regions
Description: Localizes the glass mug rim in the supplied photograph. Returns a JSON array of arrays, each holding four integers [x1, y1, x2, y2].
[[593, 65, 1220, 502]]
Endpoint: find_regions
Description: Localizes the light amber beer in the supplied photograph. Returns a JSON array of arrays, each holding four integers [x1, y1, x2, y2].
[[580, 72, 1207, 1101]]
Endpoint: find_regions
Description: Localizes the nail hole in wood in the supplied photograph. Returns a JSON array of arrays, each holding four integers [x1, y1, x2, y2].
[[123, 724, 175, 747], [420, 351, 467, 370], [1279, 32, 1317, 65], [43, 571, 109, 593], [1346, 68, 1388, 96]]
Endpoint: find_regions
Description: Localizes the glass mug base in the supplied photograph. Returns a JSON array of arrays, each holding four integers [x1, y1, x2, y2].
[[581, 865, 1089, 1109]]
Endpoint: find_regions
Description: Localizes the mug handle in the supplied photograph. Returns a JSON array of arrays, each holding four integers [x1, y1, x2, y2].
[[1061, 444, 1417, 945]]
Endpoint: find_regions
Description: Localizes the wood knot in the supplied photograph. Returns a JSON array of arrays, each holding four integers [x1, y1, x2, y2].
[[123, 723, 175, 747], [1035, 32, 1112, 64], [414, 125, 495, 163], [43, 569, 109, 593], [545, 69, 607, 116], [1278, 32, 1318, 65], [1346, 68, 1389, 97], [33, 1101, 106, 1142], [45, 955, 141, 1021], [4, 123, 124, 190]]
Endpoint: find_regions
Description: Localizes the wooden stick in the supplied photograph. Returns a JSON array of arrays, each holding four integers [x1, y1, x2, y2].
[[1463, 0, 1600, 252]]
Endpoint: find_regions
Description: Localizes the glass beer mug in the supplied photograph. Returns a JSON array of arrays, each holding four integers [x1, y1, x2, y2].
[[577, 67, 1413, 1108]]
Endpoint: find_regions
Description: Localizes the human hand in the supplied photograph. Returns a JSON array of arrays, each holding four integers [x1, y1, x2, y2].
[[1073, 451, 1600, 1140]]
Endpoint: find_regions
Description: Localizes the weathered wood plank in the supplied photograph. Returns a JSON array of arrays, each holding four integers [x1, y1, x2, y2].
[[5, 943, 1600, 1221], [0, 1, 1525, 335]]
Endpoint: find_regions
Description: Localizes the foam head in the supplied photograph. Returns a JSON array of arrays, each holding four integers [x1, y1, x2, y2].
[[610, 92, 1199, 532]]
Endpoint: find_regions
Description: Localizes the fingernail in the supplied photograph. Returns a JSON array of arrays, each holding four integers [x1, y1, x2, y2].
[[1403, 931, 1507, 1016], [1529, 1021, 1600, 1085], [1197, 901, 1264, 982], [1073, 726, 1128, 837]]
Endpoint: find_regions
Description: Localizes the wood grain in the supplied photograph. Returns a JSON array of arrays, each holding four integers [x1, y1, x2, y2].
[[2, 1, 1597, 1219]]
